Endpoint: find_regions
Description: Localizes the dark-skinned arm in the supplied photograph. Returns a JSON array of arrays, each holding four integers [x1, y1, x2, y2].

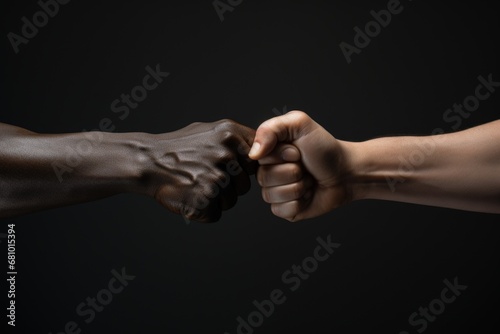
[[0, 121, 256, 222]]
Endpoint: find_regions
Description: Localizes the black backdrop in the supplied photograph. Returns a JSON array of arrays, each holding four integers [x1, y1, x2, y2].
[[1, 1, 499, 333]]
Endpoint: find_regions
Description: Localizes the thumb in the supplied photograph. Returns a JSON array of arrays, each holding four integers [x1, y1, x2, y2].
[[248, 110, 313, 160]]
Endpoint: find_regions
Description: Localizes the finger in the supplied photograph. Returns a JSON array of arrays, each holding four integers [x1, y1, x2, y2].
[[248, 110, 314, 160], [195, 183, 223, 222], [261, 175, 314, 203], [270, 198, 309, 222], [230, 136, 258, 175], [218, 151, 252, 193], [160, 184, 222, 223], [242, 158, 258, 176], [222, 121, 257, 155], [220, 182, 238, 211], [180, 196, 221, 223], [257, 163, 303, 187], [220, 119, 256, 147], [237, 124, 257, 148], [258, 143, 301, 165], [210, 131, 256, 179], [231, 167, 251, 195], [199, 185, 222, 223], [238, 148, 258, 176]]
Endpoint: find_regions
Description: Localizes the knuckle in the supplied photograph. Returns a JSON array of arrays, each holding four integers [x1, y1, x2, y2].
[[257, 119, 278, 136], [271, 204, 281, 217], [213, 170, 230, 187], [289, 110, 310, 125], [216, 119, 237, 132], [181, 205, 200, 221], [289, 164, 303, 181], [289, 109, 307, 119], [221, 130, 235, 142], [292, 182, 304, 199], [288, 202, 300, 220], [256, 168, 266, 186], [203, 182, 220, 199], [212, 169, 227, 181], [237, 142, 249, 155], [259, 121, 273, 132], [261, 188, 270, 203], [216, 148, 234, 161]]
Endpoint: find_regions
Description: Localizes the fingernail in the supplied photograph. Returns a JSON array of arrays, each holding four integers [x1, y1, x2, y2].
[[248, 142, 260, 158]]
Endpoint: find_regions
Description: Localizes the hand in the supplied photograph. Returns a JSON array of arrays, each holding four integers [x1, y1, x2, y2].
[[249, 111, 353, 221], [141, 119, 257, 222]]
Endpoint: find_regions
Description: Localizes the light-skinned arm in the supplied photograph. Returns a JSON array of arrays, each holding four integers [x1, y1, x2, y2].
[[249, 110, 500, 221]]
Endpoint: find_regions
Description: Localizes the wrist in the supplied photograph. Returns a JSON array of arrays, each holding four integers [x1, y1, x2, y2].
[[84, 131, 154, 195], [339, 139, 395, 202]]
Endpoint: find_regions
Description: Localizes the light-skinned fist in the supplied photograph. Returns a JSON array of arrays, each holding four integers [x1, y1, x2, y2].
[[249, 111, 355, 221]]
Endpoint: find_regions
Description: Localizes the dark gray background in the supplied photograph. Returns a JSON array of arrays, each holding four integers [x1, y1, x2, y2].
[[1, 1, 499, 333]]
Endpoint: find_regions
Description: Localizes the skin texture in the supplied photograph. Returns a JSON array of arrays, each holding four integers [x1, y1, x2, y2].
[[249, 110, 500, 221], [2, 111, 499, 223], [0, 120, 256, 222]]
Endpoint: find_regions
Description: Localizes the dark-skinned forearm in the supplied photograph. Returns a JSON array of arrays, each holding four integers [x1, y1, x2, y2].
[[0, 123, 149, 218]]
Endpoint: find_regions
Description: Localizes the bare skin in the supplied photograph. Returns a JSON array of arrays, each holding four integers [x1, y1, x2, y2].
[[249, 110, 500, 221], [0, 120, 257, 222]]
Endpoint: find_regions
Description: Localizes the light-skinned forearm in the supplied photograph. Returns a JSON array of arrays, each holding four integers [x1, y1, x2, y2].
[[346, 120, 500, 213]]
